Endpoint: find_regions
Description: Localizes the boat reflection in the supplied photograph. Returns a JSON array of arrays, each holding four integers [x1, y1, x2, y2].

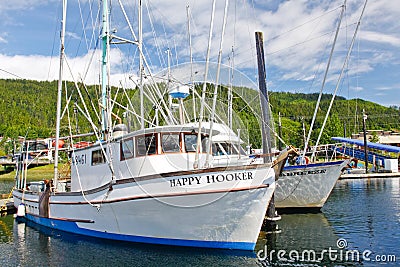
[[256, 213, 340, 266], [11, 218, 261, 266], [0, 214, 13, 243]]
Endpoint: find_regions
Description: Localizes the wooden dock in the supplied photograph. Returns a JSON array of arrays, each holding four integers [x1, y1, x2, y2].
[[0, 158, 51, 167], [0, 198, 15, 213], [340, 172, 400, 179]]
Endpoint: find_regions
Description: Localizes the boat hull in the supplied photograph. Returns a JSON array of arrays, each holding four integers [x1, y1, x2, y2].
[[14, 165, 275, 250], [275, 160, 347, 209]]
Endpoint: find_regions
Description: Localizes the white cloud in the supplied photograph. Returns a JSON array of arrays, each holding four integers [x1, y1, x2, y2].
[[0, 54, 53, 80], [66, 31, 80, 40], [0, 0, 56, 11], [376, 85, 398, 91], [0, 49, 136, 89], [352, 86, 364, 92], [360, 31, 400, 47]]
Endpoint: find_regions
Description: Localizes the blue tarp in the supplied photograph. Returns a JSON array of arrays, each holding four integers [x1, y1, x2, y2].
[[332, 137, 400, 153]]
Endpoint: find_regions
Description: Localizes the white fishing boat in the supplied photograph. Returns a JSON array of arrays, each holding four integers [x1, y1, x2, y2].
[[272, 1, 366, 212], [13, 0, 277, 250], [275, 160, 348, 211]]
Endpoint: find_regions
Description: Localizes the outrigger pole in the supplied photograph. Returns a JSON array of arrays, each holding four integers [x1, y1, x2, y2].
[[54, 0, 68, 189]]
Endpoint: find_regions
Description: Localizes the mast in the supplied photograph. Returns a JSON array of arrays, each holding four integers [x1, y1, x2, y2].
[[228, 47, 234, 129], [167, 48, 172, 112], [186, 5, 196, 121], [255, 31, 272, 163], [362, 109, 368, 174], [256, 32, 279, 232], [278, 112, 282, 151], [54, 0, 67, 188], [101, 0, 110, 137], [193, 0, 216, 169], [205, 0, 229, 167], [139, 0, 144, 129]]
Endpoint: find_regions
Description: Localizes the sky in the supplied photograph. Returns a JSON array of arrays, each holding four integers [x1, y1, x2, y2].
[[0, 0, 399, 107]]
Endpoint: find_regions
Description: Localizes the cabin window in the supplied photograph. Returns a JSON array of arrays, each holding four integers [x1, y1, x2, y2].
[[220, 142, 237, 155], [184, 134, 197, 152], [92, 149, 106, 165], [184, 134, 209, 153], [121, 137, 134, 160], [201, 136, 214, 154], [161, 133, 180, 153], [213, 143, 225, 156], [136, 134, 157, 156]]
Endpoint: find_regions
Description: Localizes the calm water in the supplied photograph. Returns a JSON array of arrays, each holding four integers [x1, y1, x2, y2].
[[0, 178, 399, 266]]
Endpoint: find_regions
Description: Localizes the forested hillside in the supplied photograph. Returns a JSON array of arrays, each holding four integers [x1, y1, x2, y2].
[[0, 79, 399, 152], [0, 79, 57, 138], [269, 92, 400, 147]]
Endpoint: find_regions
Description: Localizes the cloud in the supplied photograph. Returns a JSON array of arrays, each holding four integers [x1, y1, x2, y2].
[[359, 31, 400, 47], [0, 0, 56, 11], [375, 92, 386, 96], [351, 86, 364, 92], [0, 54, 53, 80], [376, 85, 399, 91], [66, 31, 81, 40], [0, 49, 136, 89]]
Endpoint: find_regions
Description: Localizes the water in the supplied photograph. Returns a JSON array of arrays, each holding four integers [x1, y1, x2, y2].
[[0, 178, 399, 266]]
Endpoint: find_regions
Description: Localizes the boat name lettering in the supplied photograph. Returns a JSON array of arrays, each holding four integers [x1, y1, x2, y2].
[[72, 154, 87, 165], [169, 171, 253, 187], [279, 169, 327, 177]]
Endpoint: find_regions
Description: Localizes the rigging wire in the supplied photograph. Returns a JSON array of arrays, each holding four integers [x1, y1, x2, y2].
[[265, 5, 343, 43], [0, 69, 23, 79], [303, 2, 347, 158]]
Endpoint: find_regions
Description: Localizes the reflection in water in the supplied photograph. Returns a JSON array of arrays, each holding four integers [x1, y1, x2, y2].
[[0, 214, 13, 243], [256, 213, 340, 266], [2, 217, 260, 267], [0, 178, 399, 266]]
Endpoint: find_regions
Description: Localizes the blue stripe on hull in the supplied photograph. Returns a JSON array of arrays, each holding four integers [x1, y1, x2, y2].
[[24, 214, 255, 250]]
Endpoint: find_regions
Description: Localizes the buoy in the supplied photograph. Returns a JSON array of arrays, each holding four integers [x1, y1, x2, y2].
[[17, 203, 25, 217]]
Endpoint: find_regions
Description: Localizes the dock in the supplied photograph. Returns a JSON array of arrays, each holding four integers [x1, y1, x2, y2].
[[340, 172, 400, 179], [0, 157, 51, 167], [0, 198, 16, 214]]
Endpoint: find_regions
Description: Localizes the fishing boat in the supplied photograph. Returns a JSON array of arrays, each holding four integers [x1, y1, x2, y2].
[[272, 1, 367, 212], [13, 0, 277, 250], [276, 159, 348, 211]]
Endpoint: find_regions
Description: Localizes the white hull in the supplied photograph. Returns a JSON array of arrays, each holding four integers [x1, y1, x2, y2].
[[14, 164, 275, 250], [275, 160, 347, 209]]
